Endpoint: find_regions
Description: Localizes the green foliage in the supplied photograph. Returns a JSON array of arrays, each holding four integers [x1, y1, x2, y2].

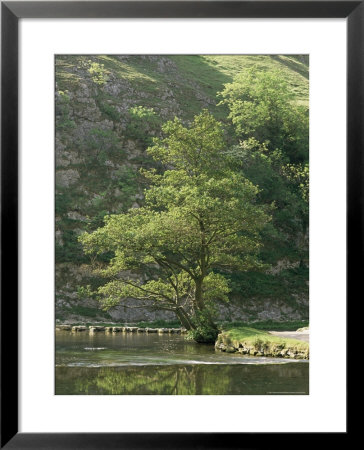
[[219, 67, 309, 163], [56, 229, 87, 264], [115, 166, 139, 203], [225, 267, 309, 313], [55, 191, 71, 215], [126, 106, 160, 145], [85, 128, 122, 163], [226, 137, 308, 265], [187, 308, 220, 343], [87, 61, 109, 85], [282, 163, 309, 203], [56, 89, 76, 130], [148, 110, 226, 175], [127, 106, 159, 140], [98, 102, 120, 121], [79, 111, 270, 340], [90, 128, 116, 146], [57, 118, 76, 130], [77, 285, 94, 299]]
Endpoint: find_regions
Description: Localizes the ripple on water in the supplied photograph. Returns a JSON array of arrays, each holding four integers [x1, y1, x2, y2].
[[56, 333, 308, 368], [58, 356, 308, 368], [84, 347, 107, 351]]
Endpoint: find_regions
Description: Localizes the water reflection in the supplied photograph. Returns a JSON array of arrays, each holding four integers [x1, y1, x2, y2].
[[56, 364, 308, 395], [55, 331, 308, 395]]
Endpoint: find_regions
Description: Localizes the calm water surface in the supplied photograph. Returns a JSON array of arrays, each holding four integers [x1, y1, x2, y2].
[[56, 331, 309, 395]]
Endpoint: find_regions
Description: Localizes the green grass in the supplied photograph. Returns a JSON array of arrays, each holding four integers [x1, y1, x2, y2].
[[217, 325, 309, 356], [221, 320, 309, 331], [170, 55, 308, 115]]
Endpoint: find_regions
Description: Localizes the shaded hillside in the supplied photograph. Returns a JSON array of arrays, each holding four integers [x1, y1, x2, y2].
[[55, 55, 309, 323]]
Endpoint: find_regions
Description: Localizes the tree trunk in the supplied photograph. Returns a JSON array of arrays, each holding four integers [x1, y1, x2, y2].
[[194, 278, 205, 311], [194, 276, 218, 330], [175, 307, 195, 330]]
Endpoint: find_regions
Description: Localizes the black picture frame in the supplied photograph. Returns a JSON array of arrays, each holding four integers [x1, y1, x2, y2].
[[1, 1, 357, 448]]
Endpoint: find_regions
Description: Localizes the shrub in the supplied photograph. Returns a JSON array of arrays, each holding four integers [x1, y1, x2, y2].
[[126, 106, 160, 145]]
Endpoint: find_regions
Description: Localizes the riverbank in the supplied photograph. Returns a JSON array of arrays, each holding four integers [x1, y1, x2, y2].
[[215, 326, 309, 359]]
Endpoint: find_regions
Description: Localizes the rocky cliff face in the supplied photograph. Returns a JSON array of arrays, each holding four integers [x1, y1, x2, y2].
[[55, 55, 309, 323]]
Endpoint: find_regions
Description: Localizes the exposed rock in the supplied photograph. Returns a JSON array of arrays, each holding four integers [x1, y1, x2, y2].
[[56, 325, 71, 331], [56, 169, 80, 187], [72, 326, 86, 332], [67, 211, 88, 221], [215, 334, 309, 360], [225, 346, 236, 353], [267, 259, 300, 275], [89, 326, 105, 332]]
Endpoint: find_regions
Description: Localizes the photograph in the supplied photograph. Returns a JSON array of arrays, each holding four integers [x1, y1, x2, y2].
[[55, 54, 309, 395]]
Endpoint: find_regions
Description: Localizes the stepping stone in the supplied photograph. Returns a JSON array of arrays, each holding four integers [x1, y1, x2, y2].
[[56, 325, 71, 331], [126, 327, 138, 332], [89, 326, 105, 332]]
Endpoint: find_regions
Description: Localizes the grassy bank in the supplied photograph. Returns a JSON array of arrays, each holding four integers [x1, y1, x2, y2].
[[216, 326, 309, 359], [221, 320, 309, 331]]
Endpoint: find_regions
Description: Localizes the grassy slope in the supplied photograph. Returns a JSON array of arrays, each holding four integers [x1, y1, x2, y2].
[[56, 54, 308, 117], [170, 54, 308, 111]]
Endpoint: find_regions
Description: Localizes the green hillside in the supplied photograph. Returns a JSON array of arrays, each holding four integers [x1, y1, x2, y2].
[[55, 55, 309, 324]]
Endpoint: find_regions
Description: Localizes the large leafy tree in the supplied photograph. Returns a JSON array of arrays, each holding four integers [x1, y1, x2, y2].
[[226, 139, 309, 270], [79, 111, 270, 342], [219, 67, 309, 163], [219, 67, 309, 269]]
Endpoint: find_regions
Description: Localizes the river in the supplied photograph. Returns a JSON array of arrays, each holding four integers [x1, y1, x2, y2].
[[55, 331, 309, 395]]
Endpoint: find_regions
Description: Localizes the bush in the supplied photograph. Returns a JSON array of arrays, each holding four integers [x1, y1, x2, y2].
[[126, 106, 160, 145], [187, 309, 220, 343], [99, 102, 120, 121]]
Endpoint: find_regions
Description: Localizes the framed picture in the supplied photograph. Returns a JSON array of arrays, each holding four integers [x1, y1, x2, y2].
[[1, 0, 356, 447]]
